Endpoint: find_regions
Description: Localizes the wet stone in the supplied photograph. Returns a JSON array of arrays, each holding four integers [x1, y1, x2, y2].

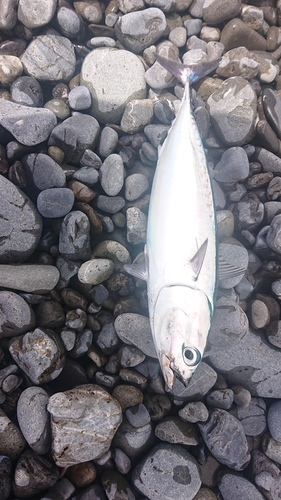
[[207, 76, 257, 146], [218, 472, 265, 500], [56, 256, 80, 281], [12, 449, 59, 498], [17, 386, 50, 455], [132, 443, 201, 500], [255, 147, 281, 175], [232, 386, 251, 408], [125, 403, 151, 428], [198, 409, 250, 471], [114, 8, 167, 54], [0, 291, 35, 338], [0, 264, 60, 293], [263, 433, 281, 465], [178, 402, 209, 423], [9, 327, 65, 385], [155, 416, 199, 446], [0, 408, 26, 461], [267, 401, 281, 442], [47, 384, 122, 467], [37, 188, 75, 218], [267, 177, 281, 201], [99, 127, 118, 158], [100, 154, 124, 196], [236, 397, 267, 437], [113, 448, 131, 475], [102, 469, 135, 500], [59, 210, 91, 261], [118, 345, 145, 368], [81, 48, 146, 124], [206, 389, 234, 410], [21, 34, 76, 82], [10, 75, 43, 107], [114, 313, 157, 358]]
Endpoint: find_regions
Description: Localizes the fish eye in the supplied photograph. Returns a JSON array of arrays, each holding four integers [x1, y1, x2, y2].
[[182, 346, 201, 366]]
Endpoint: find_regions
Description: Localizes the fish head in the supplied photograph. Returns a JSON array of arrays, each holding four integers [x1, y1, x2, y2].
[[152, 285, 212, 391]]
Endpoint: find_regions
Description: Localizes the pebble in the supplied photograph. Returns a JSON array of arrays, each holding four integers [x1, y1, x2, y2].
[[0, 291, 35, 338], [37, 187, 75, 218], [171, 362, 217, 399], [263, 433, 281, 465], [99, 127, 118, 158], [207, 76, 257, 146], [0, 175, 42, 263], [0, 98, 57, 146], [218, 472, 265, 500], [263, 88, 281, 140], [169, 27, 187, 48], [0, 264, 59, 293], [17, 386, 50, 454], [12, 449, 59, 498], [214, 146, 249, 183], [21, 34, 76, 82], [254, 51, 279, 84], [18, 0, 56, 28], [233, 193, 264, 231], [121, 99, 154, 134], [236, 396, 267, 437], [44, 98, 71, 119], [209, 329, 281, 398], [78, 258, 114, 285], [220, 18, 267, 52], [0, 455, 12, 500], [9, 327, 65, 384], [72, 166, 99, 186], [198, 409, 250, 470], [47, 384, 122, 467], [216, 47, 259, 80], [0, 408, 26, 461], [10, 76, 43, 107], [81, 48, 146, 124], [125, 173, 149, 201], [68, 86, 91, 110], [0, 55, 23, 86], [132, 443, 201, 500], [267, 214, 281, 254], [23, 152, 66, 191], [267, 401, 281, 442], [100, 154, 124, 196], [155, 416, 199, 446], [125, 403, 151, 428], [102, 469, 135, 500], [113, 417, 154, 460], [178, 402, 209, 423], [126, 207, 147, 244], [56, 6, 84, 39], [0, 0, 18, 30], [114, 8, 167, 54], [114, 313, 157, 358], [206, 389, 234, 410], [112, 384, 143, 411], [59, 211, 91, 261]]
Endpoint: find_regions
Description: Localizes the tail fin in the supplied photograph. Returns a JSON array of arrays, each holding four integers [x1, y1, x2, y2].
[[154, 53, 220, 86]]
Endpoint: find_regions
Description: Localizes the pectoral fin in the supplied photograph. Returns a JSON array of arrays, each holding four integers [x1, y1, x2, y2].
[[190, 239, 208, 280], [218, 254, 247, 280], [124, 263, 148, 281]]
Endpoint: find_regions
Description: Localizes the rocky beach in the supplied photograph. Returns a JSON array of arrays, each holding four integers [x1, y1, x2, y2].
[[1, 0, 281, 499]]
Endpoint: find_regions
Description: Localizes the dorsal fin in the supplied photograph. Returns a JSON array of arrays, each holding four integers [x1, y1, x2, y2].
[[190, 239, 208, 280]]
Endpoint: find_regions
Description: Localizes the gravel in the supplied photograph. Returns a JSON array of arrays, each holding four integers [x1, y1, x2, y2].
[[1, 2, 281, 500]]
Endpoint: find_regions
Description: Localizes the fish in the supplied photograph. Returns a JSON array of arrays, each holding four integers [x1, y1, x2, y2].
[[125, 54, 231, 391]]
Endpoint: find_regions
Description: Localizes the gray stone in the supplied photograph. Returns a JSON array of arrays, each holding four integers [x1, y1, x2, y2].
[[115, 8, 167, 54], [113, 448, 131, 475], [101, 470, 135, 500], [255, 147, 281, 175], [96, 195, 126, 214], [207, 76, 257, 146], [268, 401, 281, 442], [125, 173, 149, 201], [44, 98, 71, 120], [47, 385, 122, 467], [184, 18, 202, 37], [99, 127, 118, 158], [59, 211, 91, 261], [17, 387, 50, 455], [0, 408, 26, 461], [12, 449, 59, 498], [178, 402, 208, 423], [132, 443, 201, 500], [267, 214, 281, 254], [236, 397, 267, 436], [209, 329, 281, 398], [233, 193, 264, 231], [144, 124, 169, 148], [155, 416, 200, 446], [254, 51, 279, 84], [100, 154, 125, 196], [92, 240, 131, 273], [214, 147, 249, 183], [81, 48, 146, 124], [203, 0, 242, 25], [37, 188, 75, 218], [0, 55, 22, 86], [263, 88, 281, 139], [206, 389, 234, 410], [21, 34, 76, 82], [78, 258, 114, 285], [218, 472, 265, 500], [0, 176, 42, 264], [114, 313, 157, 358], [0, 99, 56, 146], [198, 409, 250, 470], [0, 291, 35, 338], [68, 86, 91, 110], [0, 264, 60, 293], [121, 99, 154, 133], [22, 153, 66, 191], [169, 27, 187, 48], [10, 76, 43, 107], [56, 6, 84, 39], [18, 0, 57, 28], [88, 36, 116, 48], [171, 362, 217, 399], [126, 207, 147, 244], [0, 455, 12, 500], [9, 327, 65, 384], [125, 404, 151, 428], [72, 166, 99, 186], [0, 0, 17, 29]]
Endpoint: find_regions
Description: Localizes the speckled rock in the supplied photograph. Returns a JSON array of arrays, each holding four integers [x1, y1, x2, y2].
[[18, 0, 57, 28], [114, 313, 157, 358], [218, 472, 265, 500], [81, 48, 146, 124], [17, 386, 50, 455], [0, 264, 60, 293], [0, 291, 35, 338]]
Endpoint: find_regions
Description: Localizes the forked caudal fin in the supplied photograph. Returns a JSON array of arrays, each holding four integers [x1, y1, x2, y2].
[[154, 53, 220, 86]]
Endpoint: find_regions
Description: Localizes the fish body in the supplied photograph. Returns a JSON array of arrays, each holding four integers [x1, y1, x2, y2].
[[125, 56, 218, 391]]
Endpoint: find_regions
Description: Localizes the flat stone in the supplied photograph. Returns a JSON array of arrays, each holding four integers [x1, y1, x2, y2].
[[155, 416, 200, 446], [171, 362, 217, 399], [0, 291, 35, 338], [21, 34, 76, 82], [47, 384, 122, 467], [114, 313, 157, 358], [0, 175, 42, 263], [268, 401, 281, 442], [0, 99, 56, 146], [121, 99, 154, 133], [132, 443, 201, 500], [37, 188, 75, 218], [0, 264, 59, 293], [203, 0, 242, 25], [218, 472, 265, 500], [17, 387, 51, 454], [236, 397, 267, 437], [81, 48, 146, 124], [18, 0, 57, 28]]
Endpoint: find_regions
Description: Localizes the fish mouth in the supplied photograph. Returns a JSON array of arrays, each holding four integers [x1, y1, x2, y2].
[[162, 354, 191, 391]]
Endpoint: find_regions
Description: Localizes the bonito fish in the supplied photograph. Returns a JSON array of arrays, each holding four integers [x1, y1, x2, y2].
[[126, 55, 220, 391]]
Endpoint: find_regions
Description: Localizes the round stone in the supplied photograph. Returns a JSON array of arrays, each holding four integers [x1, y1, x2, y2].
[[10, 76, 43, 107], [17, 387, 50, 454], [268, 401, 281, 442], [37, 188, 75, 218], [78, 258, 115, 285], [0, 55, 23, 85], [18, 0, 57, 28], [0, 291, 35, 338]]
